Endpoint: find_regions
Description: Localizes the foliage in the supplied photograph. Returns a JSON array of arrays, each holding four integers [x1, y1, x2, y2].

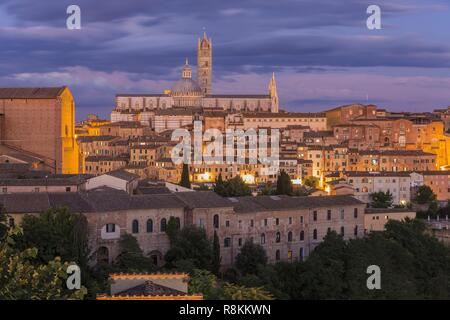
[[19, 208, 89, 268], [303, 176, 319, 189], [370, 190, 393, 208], [188, 269, 220, 299], [164, 225, 213, 271], [212, 230, 221, 276], [235, 240, 267, 276], [214, 176, 251, 197], [275, 170, 293, 195], [0, 227, 87, 300], [221, 283, 274, 300], [165, 216, 181, 243], [114, 234, 155, 272], [415, 186, 436, 205], [180, 163, 191, 189]]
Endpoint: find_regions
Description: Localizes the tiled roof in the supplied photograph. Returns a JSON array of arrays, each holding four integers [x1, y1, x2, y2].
[[345, 171, 411, 177], [0, 87, 66, 99], [114, 280, 186, 297], [106, 169, 139, 182], [358, 150, 435, 156], [232, 195, 364, 213], [175, 191, 233, 208]]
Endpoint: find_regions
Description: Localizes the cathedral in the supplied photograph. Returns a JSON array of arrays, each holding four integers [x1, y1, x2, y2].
[[111, 33, 279, 123]]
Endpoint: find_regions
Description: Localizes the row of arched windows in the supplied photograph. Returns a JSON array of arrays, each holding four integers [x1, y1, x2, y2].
[[131, 217, 180, 234], [274, 248, 304, 261], [260, 231, 305, 244]]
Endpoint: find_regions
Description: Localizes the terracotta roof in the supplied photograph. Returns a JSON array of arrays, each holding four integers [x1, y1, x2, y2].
[[0, 87, 66, 99], [105, 169, 139, 181]]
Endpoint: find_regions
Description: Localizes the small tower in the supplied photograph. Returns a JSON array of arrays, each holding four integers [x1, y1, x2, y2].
[[268, 72, 279, 112], [197, 32, 212, 95], [182, 58, 192, 79]]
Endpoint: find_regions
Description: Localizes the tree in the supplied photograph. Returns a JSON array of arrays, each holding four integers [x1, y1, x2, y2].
[[19, 208, 89, 269], [0, 227, 87, 300], [214, 173, 225, 195], [260, 182, 273, 195], [164, 225, 213, 271], [114, 234, 155, 272], [303, 176, 319, 189], [415, 185, 436, 205], [370, 190, 393, 208], [235, 240, 267, 275], [180, 163, 191, 189], [212, 230, 221, 276], [221, 283, 274, 300], [275, 170, 293, 195], [214, 176, 251, 197], [165, 216, 181, 243], [188, 269, 220, 299]]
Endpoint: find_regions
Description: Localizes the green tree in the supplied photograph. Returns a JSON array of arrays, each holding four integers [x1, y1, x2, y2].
[[275, 170, 293, 195], [188, 269, 220, 299], [370, 190, 393, 208], [19, 207, 89, 269], [235, 240, 267, 275], [415, 185, 436, 204], [214, 173, 225, 195], [212, 230, 221, 276], [164, 225, 213, 271], [114, 234, 155, 272], [165, 216, 181, 243], [260, 182, 274, 195], [221, 283, 274, 300], [180, 163, 191, 189], [214, 176, 251, 197], [0, 227, 87, 300], [303, 176, 319, 189]]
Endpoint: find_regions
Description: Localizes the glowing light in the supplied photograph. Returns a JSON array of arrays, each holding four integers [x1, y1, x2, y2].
[[291, 178, 302, 185], [241, 174, 255, 184]]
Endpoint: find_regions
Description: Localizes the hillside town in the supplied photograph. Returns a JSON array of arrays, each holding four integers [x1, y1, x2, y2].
[[1, 33, 450, 300]]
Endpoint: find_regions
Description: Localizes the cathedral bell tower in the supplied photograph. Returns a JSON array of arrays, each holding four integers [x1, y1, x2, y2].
[[197, 32, 212, 95]]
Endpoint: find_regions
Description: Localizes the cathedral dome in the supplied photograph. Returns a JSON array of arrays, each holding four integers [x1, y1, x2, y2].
[[171, 59, 202, 96], [171, 78, 202, 96]]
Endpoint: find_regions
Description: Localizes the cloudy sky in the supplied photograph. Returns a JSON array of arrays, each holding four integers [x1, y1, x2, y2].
[[1, 0, 450, 120]]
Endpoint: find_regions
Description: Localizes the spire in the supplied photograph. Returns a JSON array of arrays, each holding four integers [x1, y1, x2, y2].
[[203, 31, 207, 39], [269, 72, 277, 97], [185, 57, 189, 65]]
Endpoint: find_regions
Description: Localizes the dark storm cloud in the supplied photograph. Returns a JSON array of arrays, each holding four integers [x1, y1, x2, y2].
[[1, 0, 450, 118]]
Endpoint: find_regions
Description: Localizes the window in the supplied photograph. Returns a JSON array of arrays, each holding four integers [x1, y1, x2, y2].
[[300, 230, 305, 241], [238, 238, 242, 246], [289, 217, 292, 224], [354, 208, 358, 218], [8, 217, 15, 228], [300, 216, 304, 224], [132, 219, 139, 233], [225, 220, 230, 227], [250, 219, 254, 227], [354, 225, 358, 236], [66, 187, 71, 192], [275, 218, 279, 225], [327, 210, 331, 220], [340, 226, 345, 236], [264, 218, 268, 226], [299, 247, 304, 261], [275, 250, 280, 261], [340, 209, 345, 219], [146, 219, 153, 233], [224, 237, 231, 247], [313, 211, 317, 221], [313, 229, 318, 240], [160, 218, 167, 232], [175, 217, 181, 229], [260, 233, 266, 244], [288, 231, 293, 242], [213, 214, 219, 228], [276, 232, 281, 243], [106, 223, 115, 233]]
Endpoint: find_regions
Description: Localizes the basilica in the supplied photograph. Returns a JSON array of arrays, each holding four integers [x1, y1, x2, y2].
[[111, 33, 279, 124]]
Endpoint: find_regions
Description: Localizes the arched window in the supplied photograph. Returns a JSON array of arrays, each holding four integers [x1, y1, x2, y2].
[[175, 217, 181, 229], [299, 247, 304, 261], [313, 229, 318, 240], [275, 250, 280, 261], [224, 237, 231, 247], [260, 233, 265, 245], [276, 232, 281, 243], [354, 225, 358, 236], [288, 231, 293, 242], [97, 246, 109, 264], [160, 218, 167, 232], [300, 230, 305, 241], [213, 214, 219, 229], [132, 219, 139, 233], [341, 226, 345, 236], [146, 219, 153, 233]]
